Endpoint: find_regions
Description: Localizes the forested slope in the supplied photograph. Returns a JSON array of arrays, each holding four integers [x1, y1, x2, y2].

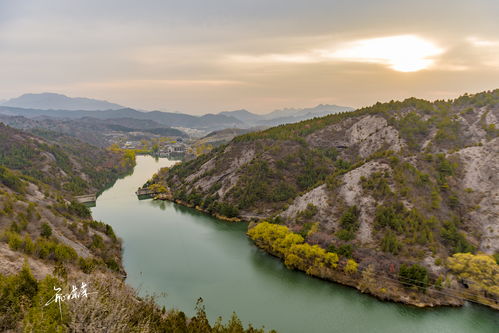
[[0, 123, 135, 195]]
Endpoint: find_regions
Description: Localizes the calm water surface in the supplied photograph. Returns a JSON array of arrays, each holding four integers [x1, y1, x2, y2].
[[92, 156, 498, 333]]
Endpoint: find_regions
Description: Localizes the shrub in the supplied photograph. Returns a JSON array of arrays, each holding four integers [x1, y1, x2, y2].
[[440, 220, 475, 254], [78, 257, 97, 274], [395, 112, 430, 149], [0, 166, 25, 193], [299, 203, 318, 219], [91, 234, 104, 249], [336, 206, 360, 241], [67, 201, 91, 218], [54, 244, 78, 263], [381, 231, 400, 254], [399, 264, 428, 290], [41, 223, 52, 238], [337, 244, 353, 258], [23, 235, 35, 255], [0, 261, 39, 330], [6, 232, 23, 251], [374, 203, 405, 232], [336, 229, 355, 241], [340, 206, 360, 229], [361, 172, 392, 198], [105, 258, 120, 272]]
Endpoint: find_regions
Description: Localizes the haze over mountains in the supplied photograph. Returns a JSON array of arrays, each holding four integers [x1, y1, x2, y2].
[[1, 92, 124, 111], [220, 104, 355, 127], [0, 93, 353, 132]]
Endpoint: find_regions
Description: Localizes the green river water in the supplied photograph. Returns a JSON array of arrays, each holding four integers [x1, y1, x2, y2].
[[91, 155, 498, 333]]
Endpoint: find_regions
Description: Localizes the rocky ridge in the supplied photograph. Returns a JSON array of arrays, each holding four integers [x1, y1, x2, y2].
[[149, 90, 499, 309]]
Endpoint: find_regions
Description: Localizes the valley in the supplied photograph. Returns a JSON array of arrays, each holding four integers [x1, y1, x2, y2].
[[0, 124, 265, 332], [0, 90, 497, 332]]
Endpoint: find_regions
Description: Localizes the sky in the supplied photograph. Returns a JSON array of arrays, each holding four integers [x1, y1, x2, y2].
[[0, 0, 498, 114]]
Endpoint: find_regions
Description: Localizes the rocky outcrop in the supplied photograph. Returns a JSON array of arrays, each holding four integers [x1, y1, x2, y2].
[[455, 138, 499, 253], [347, 116, 405, 158]]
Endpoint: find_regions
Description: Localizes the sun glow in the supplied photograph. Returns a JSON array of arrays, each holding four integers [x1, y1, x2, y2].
[[229, 35, 444, 73], [324, 35, 444, 72]]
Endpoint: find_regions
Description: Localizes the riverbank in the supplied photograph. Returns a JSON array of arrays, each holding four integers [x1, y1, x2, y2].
[[152, 192, 472, 309], [154, 192, 243, 222], [249, 224, 465, 309]]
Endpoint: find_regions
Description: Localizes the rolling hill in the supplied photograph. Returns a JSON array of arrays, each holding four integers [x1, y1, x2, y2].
[[0, 106, 245, 132]]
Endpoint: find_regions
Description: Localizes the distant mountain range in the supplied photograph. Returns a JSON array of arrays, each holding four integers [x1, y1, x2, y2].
[[1, 92, 124, 110], [0, 93, 354, 132], [220, 104, 355, 127], [0, 106, 245, 131]]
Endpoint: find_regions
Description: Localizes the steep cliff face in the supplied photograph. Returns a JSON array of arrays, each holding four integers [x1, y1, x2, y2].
[[151, 90, 499, 308]]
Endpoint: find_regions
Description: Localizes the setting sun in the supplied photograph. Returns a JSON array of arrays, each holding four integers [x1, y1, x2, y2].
[[326, 35, 444, 72]]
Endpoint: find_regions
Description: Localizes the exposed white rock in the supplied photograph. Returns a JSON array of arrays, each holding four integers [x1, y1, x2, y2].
[[338, 160, 392, 244], [421, 128, 437, 150], [339, 160, 390, 206], [454, 138, 499, 253], [216, 148, 256, 196], [423, 255, 446, 275], [185, 157, 216, 184], [279, 184, 340, 232], [281, 160, 391, 243], [485, 109, 498, 126], [348, 115, 405, 158], [281, 184, 329, 219], [462, 107, 488, 143], [186, 148, 256, 196]]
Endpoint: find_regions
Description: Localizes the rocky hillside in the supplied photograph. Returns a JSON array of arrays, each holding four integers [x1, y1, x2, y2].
[[0, 125, 268, 331], [0, 126, 130, 330], [0, 167, 267, 332], [149, 90, 499, 308]]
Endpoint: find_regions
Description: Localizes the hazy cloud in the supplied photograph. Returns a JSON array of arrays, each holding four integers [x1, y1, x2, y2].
[[0, 0, 498, 113]]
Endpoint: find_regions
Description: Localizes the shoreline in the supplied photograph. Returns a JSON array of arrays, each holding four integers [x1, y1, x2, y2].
[[150, 193, 492, 310]]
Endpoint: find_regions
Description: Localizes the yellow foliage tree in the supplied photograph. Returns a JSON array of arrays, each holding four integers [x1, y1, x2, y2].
[[248, 222, 340, 274], [247, 222, 296, 255], [447, 252, 499, 297], [344, 259, 358, 274], [272, 233, 304, 255]]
